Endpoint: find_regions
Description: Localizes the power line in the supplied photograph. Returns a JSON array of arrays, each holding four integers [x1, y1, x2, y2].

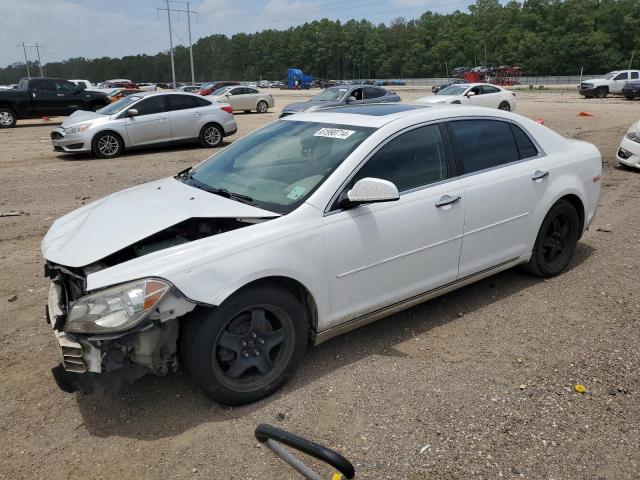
[[18, 42, 46, 78], [157, 1, 198, 84]]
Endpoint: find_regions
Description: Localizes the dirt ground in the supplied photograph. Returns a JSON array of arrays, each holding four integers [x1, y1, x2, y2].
[[1, 87, 639, 480]]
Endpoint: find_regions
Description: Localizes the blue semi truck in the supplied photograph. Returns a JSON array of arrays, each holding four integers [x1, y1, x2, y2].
[[282, 68, 313, 89]]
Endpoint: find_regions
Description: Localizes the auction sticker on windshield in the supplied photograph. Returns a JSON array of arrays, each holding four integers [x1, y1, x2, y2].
[[314, 128, 356, 139]]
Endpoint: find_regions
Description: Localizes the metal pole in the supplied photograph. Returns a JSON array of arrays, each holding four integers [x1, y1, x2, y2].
[[484, 40, 487, 67], [166, 0, 176, 86], [445, 61, 449, 79], [629, 51, 636, 70], [187, 1, 195, 83], [35, 42, 44, 77], [21, 42, 31, 79]]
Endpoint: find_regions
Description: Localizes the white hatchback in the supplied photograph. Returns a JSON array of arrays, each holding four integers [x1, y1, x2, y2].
[[416, 82, 516, 111], [43, 103, 601, 404]]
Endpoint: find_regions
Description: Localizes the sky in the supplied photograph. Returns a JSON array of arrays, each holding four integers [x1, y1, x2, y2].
[[1, 0, 480, 68]]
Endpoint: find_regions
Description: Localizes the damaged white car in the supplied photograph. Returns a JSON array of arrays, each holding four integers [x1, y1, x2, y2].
[[43, 103, 602, 405]]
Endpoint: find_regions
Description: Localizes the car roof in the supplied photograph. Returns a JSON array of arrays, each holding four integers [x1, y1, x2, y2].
[[282, 103, 520, 129]]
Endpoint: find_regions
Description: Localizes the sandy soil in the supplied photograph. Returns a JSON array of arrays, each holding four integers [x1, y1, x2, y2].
[[0, 87, 639, 479]]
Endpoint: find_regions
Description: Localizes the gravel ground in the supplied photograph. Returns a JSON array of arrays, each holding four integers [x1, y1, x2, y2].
[[0, 87, 639, 479]]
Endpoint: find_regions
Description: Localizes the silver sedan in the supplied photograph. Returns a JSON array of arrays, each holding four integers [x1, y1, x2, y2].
[[50, 92, 238, 158]]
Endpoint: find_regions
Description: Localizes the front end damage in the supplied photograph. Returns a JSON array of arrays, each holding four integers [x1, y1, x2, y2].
[[46, 262, 196, 394]]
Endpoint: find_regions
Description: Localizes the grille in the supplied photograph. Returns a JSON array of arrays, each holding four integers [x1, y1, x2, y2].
[[618, 148, 632, 160], [57, 332, 87, 373], [50, 131, 63, 140]]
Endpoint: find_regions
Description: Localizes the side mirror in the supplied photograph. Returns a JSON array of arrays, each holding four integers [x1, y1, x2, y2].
[[346, 95, 357, 103], [466, 91, 476, 97], [126, 108, 138, 117], [342, 178, 399, 208]]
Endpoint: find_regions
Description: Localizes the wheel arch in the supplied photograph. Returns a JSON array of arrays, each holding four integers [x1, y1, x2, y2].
[[558, 193, 585, 234], [91, 129, 126, 150], [219, 275, 319, 338]]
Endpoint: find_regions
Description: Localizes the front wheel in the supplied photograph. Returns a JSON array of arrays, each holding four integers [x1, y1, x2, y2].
[[257, 100, 269, 113], [91, 131, 123, 158], [498, 101, 511, 111], [199, 123, 223, 147], [179, 285, 308, 405], [0, 108, 17, 128], [625, 96, 635, 101], [595, 87, 608, 99], [524, 200, 580, 277]]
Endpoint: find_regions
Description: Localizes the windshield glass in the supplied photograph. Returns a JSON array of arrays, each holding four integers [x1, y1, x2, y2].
[[312, 87, 349, 101], [186, 120, 375, 214], [97, 95, 142, 115], [201, 82, 215, 89], [603, 72, 617, 79], [437, 84, 469, 95], [211, 87, 232, 96]]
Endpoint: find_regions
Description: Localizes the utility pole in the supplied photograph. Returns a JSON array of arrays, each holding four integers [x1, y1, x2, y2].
[[157, 1, 198, 85], [186, 1, 195, 83], [629, 50, 636, 70], [20, 42, 31, 79], [35, 43, 44, 76], [484, 39, 487, 67]]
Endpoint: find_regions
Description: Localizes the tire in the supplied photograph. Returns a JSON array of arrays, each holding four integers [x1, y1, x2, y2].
[[524, 200, 580, 278], [199, 123, 223, 147], [498, 101, 511, 111], [595, 87, 608, 99], [179, 284, 308, 405], [0, 108, 17, 128], [91, 131, 123, 158], [256, 100, 269, 113], [625, 96, 634, 101], [243, 110, 251, 114]]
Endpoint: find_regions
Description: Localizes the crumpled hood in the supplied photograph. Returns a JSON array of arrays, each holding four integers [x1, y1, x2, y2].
[[61, 110, 108, 127], [416, 95, 460, 104], [42, 177, 279, 267], [282, 100, 342, 113]]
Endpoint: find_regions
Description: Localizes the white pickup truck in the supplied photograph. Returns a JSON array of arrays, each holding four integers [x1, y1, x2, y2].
[[578, 70, 640, 98]]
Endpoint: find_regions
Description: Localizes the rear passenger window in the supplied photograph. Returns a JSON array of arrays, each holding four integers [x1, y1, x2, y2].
[[631, 72, 639, 80], [353, 124, 447, 192], [510, 124, 538, 159], [449, 120, 519, 174]]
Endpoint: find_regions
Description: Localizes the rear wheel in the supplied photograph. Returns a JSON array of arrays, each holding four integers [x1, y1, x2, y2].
[[524, 200, 580, 277], [625, 96, 635, 101], [91, 131, 123, 158], [257, 100, 269, 113], [199, 123, 223, 147], [595, 87, 608, 99], [0, 108, 17, 128], [179, 285, 308, 405], [498, 101, 511, 111]]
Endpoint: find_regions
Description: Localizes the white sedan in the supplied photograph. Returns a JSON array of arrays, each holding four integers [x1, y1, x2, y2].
[[416, 82, 516, 111], [615, 119, 640, 169], [43, 103, 601, 404], [208, 85, 274, 113]]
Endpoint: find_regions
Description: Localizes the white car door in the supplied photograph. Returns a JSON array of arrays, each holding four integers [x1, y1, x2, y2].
[[225, 87, 245, 110], [243, 88, 260, 110], [465, 85, 487, 107], [166, 94, 207, 141], [322, 124, 465, 327], [447, 118, 549, 277], [124, 95, 172, 146], [611, 72, 629, 94], [479, 85, 504, 108]]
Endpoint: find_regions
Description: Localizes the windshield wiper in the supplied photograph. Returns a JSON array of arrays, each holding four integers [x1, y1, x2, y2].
[[192, 182, 254, 204], [176, 166, 193, 179]]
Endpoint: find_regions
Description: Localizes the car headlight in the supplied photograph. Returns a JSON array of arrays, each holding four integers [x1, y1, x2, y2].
[[66, 279, 171, 334], [626, 124, 640, 143], [64, 124, 91, 134]]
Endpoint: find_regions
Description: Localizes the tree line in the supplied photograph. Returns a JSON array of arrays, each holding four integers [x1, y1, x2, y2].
[[1, 0, 638, 84]]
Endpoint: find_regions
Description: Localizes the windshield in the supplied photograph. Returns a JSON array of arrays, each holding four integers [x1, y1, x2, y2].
[[312, 87, 349, 101], [201, 82, 215, 89], [97, 95, 142, 115], [211, 87, 232, 96], [185, 120, 375, 214], [603, 72, 618, 79], [437, 84, 469, 96]]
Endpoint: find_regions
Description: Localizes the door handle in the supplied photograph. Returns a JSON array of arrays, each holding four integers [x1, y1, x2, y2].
[[57, 94, 65, 97], [531, 170, 549, 181], [435, 195, 461, 208], [191, 112, 200, 116], [156, 117, 167, 121]]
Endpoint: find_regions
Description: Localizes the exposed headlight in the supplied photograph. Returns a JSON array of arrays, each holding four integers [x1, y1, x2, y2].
[[64, 124, 91, 134], [626, 123, 640, 143], [66, 279, 171, 334]]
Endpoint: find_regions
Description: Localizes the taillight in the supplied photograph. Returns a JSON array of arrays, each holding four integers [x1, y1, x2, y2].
[[220, 106, 233, 114]]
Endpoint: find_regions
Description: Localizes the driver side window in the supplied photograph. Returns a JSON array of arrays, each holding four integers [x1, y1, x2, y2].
[[351, 124, 448, 193], [350, 88, 363, 101], [135, 96, 168, 116], [614, 72, 628, 81]]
